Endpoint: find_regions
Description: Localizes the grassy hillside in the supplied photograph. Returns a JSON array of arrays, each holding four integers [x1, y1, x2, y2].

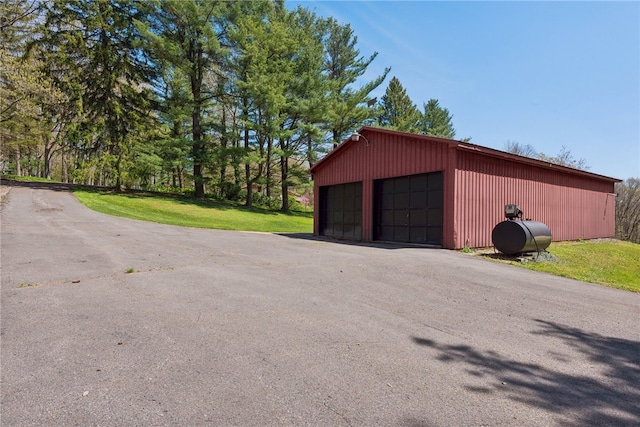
[[517, 240, 639, 293]]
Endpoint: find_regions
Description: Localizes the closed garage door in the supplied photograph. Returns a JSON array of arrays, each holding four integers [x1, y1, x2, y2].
[[319, 182, 362, 240], [374, 171, 443, 245]]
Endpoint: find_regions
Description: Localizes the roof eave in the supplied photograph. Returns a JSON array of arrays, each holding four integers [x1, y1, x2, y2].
[[309, 126, 621, 183], [456, 142, 621, 183]]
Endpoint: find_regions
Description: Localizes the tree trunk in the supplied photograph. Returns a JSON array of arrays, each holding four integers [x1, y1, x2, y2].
[[266, 136, 272, 201], [43, 130, 56, 179], [35, 153, 41, 177], [44, 144, 51, 179], [233, 134, 241, 187], [243, 99, 252, 208], [61, 151, 68, 183], [280, 139, 289, 213], [218, 109, 227, 197], [332, 129, 340, 149], [191, 54, 205, 199], [306, 133, 315, 167], [114, 149, 124, 192], [192, 105, 205, 198], [15, 147, 21, 176]]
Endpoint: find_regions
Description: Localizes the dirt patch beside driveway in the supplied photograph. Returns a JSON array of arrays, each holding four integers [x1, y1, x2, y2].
[[0, 184, 9, 202]]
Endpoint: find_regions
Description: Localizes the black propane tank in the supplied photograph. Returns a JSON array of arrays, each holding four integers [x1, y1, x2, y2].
[[491, 220, 552, 255]]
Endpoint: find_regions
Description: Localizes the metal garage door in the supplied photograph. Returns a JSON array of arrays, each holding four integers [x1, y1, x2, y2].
[[319, 182, 362, 240], [374, 171, 443, 245]]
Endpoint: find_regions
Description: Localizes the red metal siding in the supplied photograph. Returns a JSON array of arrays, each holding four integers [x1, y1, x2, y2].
[[453, 150, 616, 249], [312, 127, 618, 250], [313, 132, 451, 184], [312, 130, 453, 242]]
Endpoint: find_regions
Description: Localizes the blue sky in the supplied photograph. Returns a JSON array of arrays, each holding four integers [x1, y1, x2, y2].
[[290, 1, 639, 180]]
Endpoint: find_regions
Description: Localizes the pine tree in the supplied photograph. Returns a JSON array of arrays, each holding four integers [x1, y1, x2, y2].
[[228, 1, 289, 207], [156, 66, 192, 189], [323, 18, 389, 147], [138, 0, 229, 198], [277, 6, 328, 212], [0, 0, 65, 177], [231, 4, 331, 211], [420, 99, 456, 139], [378, 76, 420, 133], [39, 0, 156, 188]]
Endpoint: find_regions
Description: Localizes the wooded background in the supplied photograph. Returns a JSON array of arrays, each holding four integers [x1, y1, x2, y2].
[[2, 0, 638, 242], [1, 0, 460, 210]]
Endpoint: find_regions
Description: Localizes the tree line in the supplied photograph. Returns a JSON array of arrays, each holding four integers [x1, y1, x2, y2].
[[5, 0, 635, 239], [1, 0, 461, 212]]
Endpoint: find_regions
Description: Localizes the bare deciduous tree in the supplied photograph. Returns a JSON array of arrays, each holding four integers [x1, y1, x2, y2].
[[504, 140, 537, 157], [503, 141, 589, 171], [616, 178, 640, 244], [538, 145, 589, 170]]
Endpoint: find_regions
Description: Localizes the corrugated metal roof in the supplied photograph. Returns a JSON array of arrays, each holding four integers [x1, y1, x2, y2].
[[310, 126, 621, 183]]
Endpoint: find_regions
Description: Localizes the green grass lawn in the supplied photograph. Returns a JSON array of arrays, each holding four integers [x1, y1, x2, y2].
[[1, 174, 55, 183], [73, 189, 313, 233], [516, 240, 640, 293]]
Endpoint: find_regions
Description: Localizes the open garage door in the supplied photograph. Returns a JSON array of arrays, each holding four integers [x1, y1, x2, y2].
[[319, 182, 362, 240], [374, 172, 443, 245]]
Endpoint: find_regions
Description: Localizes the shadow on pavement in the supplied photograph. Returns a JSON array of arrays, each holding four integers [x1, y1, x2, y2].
[[0, 179, 77, 192], [411, 319, 640, 426], [278, 232, 443, 251]]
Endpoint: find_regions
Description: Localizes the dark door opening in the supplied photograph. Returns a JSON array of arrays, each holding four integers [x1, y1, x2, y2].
[[319, 182, 362, 240], [374, 172, 443, 245]]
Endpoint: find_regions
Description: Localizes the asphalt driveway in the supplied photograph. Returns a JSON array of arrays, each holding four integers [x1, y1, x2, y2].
[[1, 181, 639, 426]]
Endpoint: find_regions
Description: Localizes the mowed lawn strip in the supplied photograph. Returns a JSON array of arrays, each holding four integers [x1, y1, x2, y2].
[[73, 189, 312, 233], [521, 240, 640, 293]]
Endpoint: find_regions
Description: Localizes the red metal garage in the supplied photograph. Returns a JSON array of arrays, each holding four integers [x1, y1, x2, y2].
[[310, 126, 620, 249]]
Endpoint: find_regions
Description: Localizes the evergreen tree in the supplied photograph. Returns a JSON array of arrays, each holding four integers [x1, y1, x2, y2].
[[0, 0, 38, 50], [229, 0, 289, 207], [420, 98, 456, 139], [0, 0, 66, 177], [323, 18, 389, 147], [378, 76, 420, 133], [231, 4, 330, 211], [39, 0, 156, 189], [156, 66, 192, 189], [138, 0, 229, 198], [277, 6, 328, 212], [2, 0, 392, 197]]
